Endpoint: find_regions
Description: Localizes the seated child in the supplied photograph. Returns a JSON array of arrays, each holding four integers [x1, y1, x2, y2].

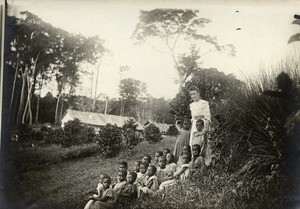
[[140, 165, 159, 195], [135, 162, 148, 187], [116, 172, 138, 204], [133, 160, 142, 174], [159, 153, 191, 190], [153, 151, 163, 167], [118, 161, 129, 175], [174, 153, 191, 181], [156, 156, 174, 184], [162, 148, 171, 156], [85, 175, 116, 209], [189, 144, 204, 178], [112, 170, 127, 195], [84, 174, 108, 209], [141, 155, 151, 165], [166, 153, 177, 173], [177, 145, 191, 165], [191, 119, 208, 147]]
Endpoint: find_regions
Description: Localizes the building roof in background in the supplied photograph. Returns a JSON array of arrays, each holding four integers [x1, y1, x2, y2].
[[63, 109, 144, 130], [146, 121, 170, 132]]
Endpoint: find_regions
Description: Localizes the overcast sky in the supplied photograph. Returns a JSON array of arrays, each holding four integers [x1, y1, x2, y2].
[[7, 0, 300, 99]]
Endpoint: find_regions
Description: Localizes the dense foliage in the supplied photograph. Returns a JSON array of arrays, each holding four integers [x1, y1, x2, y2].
[[121, 118, 143, 150], [144, 123, 162, 144], [166, 124, 179, 136], [95, 123, 123, 157], [170, 68, 245, 125]]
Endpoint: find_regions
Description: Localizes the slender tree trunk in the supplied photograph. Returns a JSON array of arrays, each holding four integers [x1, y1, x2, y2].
[[93, 66, 100, 112], [55, 94, 61, 125], [104, 99, 108, 114], [59, 96, 64, 125], [90, 68, 94, 99], [9, 57, 19, 123], [22, 52, 41, 125], [17, 72, 27, 124], [35, 79, 43, 124]]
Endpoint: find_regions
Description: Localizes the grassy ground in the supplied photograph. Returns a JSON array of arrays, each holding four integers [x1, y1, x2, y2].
[[9, 136, 176, 209]]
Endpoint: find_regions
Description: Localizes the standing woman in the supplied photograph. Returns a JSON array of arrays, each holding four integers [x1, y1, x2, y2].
[[188, 85, 211, 148]]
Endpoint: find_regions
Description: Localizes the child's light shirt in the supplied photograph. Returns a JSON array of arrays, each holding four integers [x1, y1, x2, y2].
[[174, 163, 190, 181], [113, 180, 126, 194], [135, 172, 147, 187], [192, 130, 207, 147], [101, 187, 115, 204], [189, 156, 203, 170], [141, 175, 159, 193], [166, 163, 177, 173], [96, 183, 104, 196]]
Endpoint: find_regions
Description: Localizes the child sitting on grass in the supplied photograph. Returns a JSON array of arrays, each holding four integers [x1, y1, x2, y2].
[[190, 144, 204, 170], [159, 153, 191, 190], [85, 175, 116, 209], [177, 145, 191, 164], [153, 151, 163, 167], [140, 165, 159, 195], [116, 172, 138, 204], [84, 174, 108, 209], [166, 153, 177, 173], [118, 161, 129, 175], [133, 160, 141, 174], [135, 162, 148, 187], [141, 155, 151, 165], [112, 170, 127, 195], [156, 156, 174, 185], [163, 148, 171, 156]]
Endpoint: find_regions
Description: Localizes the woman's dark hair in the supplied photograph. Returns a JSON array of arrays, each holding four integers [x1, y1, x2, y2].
[[188, 85, 200, 93], [196, 119, 205, 126]]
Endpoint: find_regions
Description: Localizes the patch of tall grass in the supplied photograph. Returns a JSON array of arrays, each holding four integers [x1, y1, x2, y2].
[[130, 58, 299, 209]]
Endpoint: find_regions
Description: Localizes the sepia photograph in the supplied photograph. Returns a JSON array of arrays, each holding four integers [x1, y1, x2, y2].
[[1, 0, 300, 208]]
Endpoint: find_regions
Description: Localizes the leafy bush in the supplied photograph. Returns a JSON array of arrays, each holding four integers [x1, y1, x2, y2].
[[96, 123, 123, 157], [167, 124, 179, 136], [122, 118, 142, 150], [144, 123, 162, 144], [61, 119, 96, 147], [46, 128, 66, 145], [17, 124, 34, 142]]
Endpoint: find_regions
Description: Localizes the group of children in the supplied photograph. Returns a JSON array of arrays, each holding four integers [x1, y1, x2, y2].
[[84, 145, 207, 209]]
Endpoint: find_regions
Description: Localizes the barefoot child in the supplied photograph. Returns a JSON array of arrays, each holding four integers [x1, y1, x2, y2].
[[85, 175, 116, 209]]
